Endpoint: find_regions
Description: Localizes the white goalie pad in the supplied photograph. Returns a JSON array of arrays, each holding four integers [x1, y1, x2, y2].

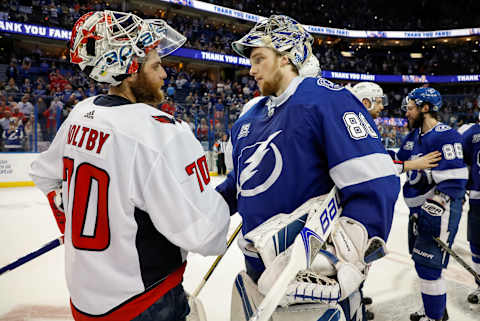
[[243, 194, 329, 269], [231, 271, 346, 321]]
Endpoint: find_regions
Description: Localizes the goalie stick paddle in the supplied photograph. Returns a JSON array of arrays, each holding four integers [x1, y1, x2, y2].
[[434, 237, 480, 284], [249, 187, 341, 321], [0, 236, 64, 276]]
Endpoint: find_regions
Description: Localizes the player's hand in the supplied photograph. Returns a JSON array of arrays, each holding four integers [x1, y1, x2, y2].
[[419, 192, 448, 237], [47, 189, 66, 234], [405, 151, 442, 171]]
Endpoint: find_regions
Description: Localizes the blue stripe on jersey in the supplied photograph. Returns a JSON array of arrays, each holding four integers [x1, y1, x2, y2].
[[217, 77, 399, 251]]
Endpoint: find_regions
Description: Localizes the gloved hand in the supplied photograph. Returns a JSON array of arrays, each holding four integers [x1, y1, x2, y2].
[[419, 191, 449, 237], [47, 189, 65, 234]]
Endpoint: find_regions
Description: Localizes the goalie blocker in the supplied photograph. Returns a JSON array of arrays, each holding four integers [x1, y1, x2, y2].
[[231, 188, 386, 321]]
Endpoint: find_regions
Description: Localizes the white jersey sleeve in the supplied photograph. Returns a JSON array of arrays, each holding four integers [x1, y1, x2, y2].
[[29, 96, 230, 316], [134, 121, 230, 256]]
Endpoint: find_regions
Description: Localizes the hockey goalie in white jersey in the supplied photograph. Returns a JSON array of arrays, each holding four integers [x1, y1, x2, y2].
[[216, 15, 400, 321], [29, 11, 230, 321]]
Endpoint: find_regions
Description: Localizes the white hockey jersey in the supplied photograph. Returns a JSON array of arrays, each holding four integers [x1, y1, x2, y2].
[[30, 95, 230, 320]]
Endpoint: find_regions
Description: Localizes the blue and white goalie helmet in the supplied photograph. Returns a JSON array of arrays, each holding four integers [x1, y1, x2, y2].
[[69, 10, 186, 86], [406, 87, 443, 112], [232, 15, 320, 77]]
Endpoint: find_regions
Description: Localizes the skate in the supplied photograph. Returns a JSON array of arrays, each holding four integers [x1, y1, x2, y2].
[[410, 308, 448, 321], [467, 286, 480, 304]]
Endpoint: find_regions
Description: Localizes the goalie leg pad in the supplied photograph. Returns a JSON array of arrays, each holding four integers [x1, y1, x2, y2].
[[231, 271, 346, 321], [243, 194, 329, 268]]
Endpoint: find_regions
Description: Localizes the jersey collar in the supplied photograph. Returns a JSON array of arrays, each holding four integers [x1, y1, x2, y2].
[[266, 76, 304, 117]]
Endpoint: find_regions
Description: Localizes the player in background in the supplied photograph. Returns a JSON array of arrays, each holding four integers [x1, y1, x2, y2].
[[458, 120, 480, 305], [392, 87, 467, 321], [351, 81, 442, 174], [217, 15, 400, 321], [29, 11, 230, 321]]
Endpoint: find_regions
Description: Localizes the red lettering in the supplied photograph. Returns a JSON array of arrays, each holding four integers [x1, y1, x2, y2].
[[72, 125, 81, 146], [96, 132, 110, 154], [77, 127, 90, 148], [67, 125, 75, 145], [85, 129, 98, 151]]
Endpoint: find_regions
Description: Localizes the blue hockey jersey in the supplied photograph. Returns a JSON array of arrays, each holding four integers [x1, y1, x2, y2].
[[394, 123, 467, 208], [459, 123, 480, 205], [216, 77, 400, 243], [2, 127, 24, 150]]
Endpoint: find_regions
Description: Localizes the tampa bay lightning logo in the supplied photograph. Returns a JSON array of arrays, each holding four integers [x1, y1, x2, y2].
[[237, 130, 283, 197]]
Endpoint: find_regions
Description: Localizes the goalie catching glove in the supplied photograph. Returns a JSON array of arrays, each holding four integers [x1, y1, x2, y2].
[[47, 189, 66, 234], [248, 215, 387, 307]]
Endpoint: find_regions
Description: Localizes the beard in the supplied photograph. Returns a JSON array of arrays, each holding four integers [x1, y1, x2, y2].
[[130, 70, 164, 105], [408, 112, 423, 130], [260, 67, 283, 96]]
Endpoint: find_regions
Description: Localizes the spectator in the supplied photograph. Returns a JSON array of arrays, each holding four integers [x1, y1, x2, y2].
[[5, 78, 20, 98], [5, 61, 17, 81], [166, 82, 176, 98], [2, 120, 24, 152], [17, 95, 34, 117]]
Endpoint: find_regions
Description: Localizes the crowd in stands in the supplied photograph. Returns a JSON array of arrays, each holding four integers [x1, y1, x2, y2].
[[7, 0, 476, 32], [216, 0, 480, 30], [1, 1, 480, 152], [2, 51, 480, 153], [2, 1, 480, 75], [0, 52, 263, 151]]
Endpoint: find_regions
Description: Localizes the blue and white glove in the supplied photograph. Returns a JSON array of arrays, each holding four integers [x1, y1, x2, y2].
[[419, 191, 449, 238]]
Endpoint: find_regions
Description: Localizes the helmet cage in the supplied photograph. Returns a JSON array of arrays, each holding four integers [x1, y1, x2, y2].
[[232, 15, 314, 71], [69, 11, 186, 86]]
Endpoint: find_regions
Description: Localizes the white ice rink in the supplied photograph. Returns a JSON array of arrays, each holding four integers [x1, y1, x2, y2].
[[0, 175, 478, 321]]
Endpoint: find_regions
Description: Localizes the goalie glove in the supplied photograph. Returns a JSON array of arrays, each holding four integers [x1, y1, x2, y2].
[[258, 217, 387, 306], [47, 189, 65, 234]]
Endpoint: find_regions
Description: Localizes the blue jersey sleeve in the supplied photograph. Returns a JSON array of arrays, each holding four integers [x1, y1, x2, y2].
[[215, 170, 238, 216], [304, 86, 400, 241], [430, 129, 468, 199], [462, 127, 474, 167], [396, 131, 416, 162]]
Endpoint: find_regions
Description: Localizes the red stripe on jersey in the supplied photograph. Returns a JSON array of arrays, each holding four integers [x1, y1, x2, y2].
[[393, 160, 404, 164], [70, 262, 187, 320]]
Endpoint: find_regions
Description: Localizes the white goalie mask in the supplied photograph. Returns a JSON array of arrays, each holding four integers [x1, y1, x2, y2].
[[232, 15, 320, 77], [351, 82, 388, 110], [69, 10, 186, 86]]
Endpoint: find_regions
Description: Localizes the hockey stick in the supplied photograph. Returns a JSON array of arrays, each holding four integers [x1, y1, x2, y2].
[[0, 236, 64, 276], [192, 222, 243, 297], [187, 222, 243, 321], [249, 187, 341, 321], [434, 237, 480, 284]]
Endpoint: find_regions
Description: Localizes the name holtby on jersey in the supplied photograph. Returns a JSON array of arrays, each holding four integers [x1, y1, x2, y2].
[[67, 123, 110, 156]]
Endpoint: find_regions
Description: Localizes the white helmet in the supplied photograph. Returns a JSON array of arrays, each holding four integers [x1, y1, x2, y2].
[[232, 15, 320, 77], [69, 10, 186, 86], [351, 82, 388, 110]]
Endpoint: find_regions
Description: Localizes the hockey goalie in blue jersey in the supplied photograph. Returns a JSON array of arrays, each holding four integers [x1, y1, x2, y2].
[[392, 87, 468, 321], [216, 15, 400, 321], [458, 120, 480, 306]]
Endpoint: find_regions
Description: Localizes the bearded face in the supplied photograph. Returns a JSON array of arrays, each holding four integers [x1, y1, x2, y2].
[[130, 50, 166, 105]]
